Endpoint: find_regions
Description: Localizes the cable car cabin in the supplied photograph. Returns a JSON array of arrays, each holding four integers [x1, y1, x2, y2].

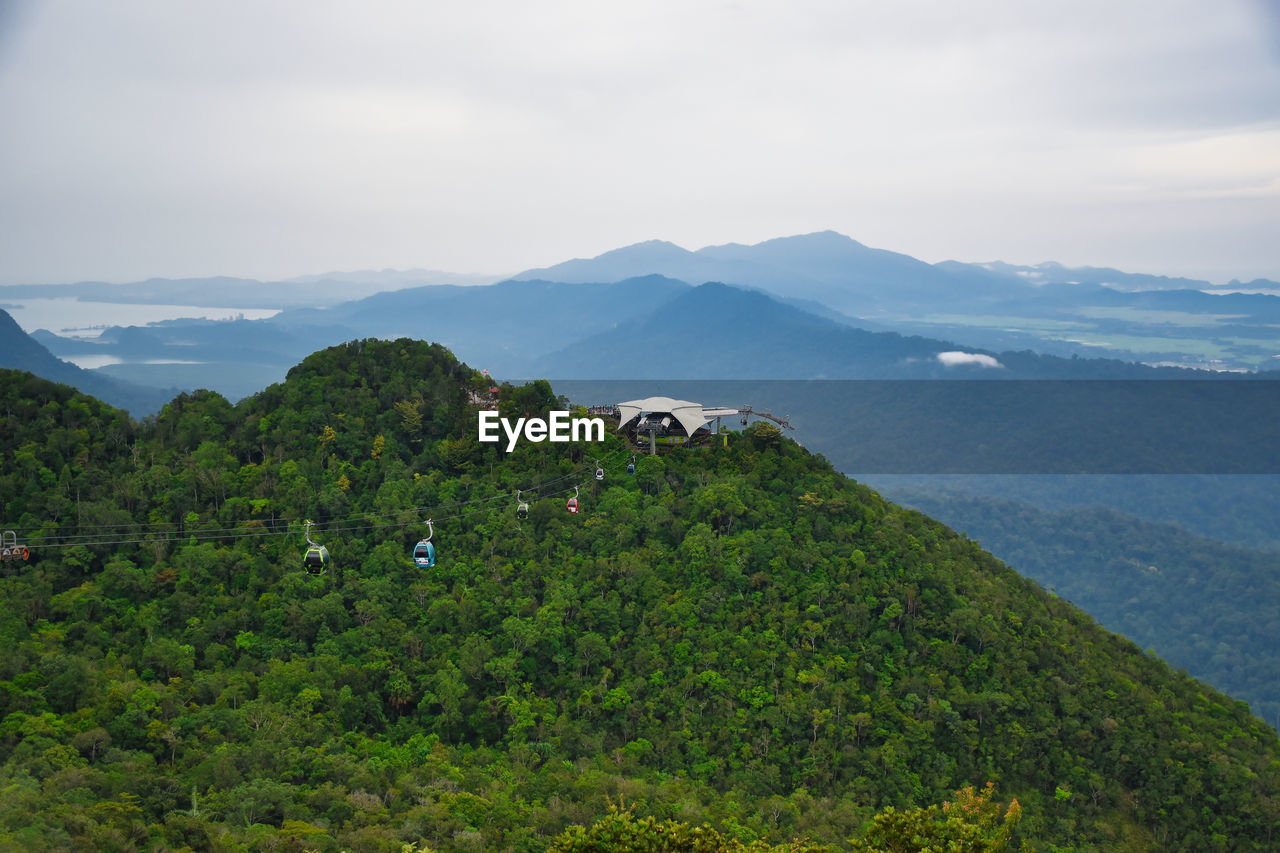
[[303, 544, 329, 575], [413, 539, 436, 568], [1, 531, 28, 562], [566, 496, 579, 514], [626, 460, 636, 474], [517, 502, 529, 520]]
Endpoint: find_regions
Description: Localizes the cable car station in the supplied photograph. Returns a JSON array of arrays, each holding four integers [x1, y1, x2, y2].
[[612, 396, 793, 454]]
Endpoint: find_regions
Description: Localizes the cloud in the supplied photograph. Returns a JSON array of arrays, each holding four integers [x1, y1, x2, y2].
[[0, 1, 1278, 283], [937, 352, 1004, 368]]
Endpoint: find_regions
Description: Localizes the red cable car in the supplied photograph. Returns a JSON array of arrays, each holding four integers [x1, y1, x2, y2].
[[567, 485, 579, 514]]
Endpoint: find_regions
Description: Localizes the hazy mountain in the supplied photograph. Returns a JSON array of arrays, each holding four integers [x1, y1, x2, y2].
[[514, 232, 1280, 369], [512, 239, 730, 287], [516, 231, 1034, 316], [530, 282, 997, 379], [34, 318, 342, 364], [0, 275, 435, 310], [266, 275, 691, 376], [695, 230, 1032, 308], [28, 317, 359, 403], [0, 309, 174, 415], [531, 281, 1222, 380]]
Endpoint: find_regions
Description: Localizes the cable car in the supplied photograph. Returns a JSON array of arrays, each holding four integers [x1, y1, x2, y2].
[[413, 519, 436, 568], [595, 460, 604, 481], [567, 485, 579, 514], [626, 456, 636, 475], [302, 520, 329, 575], [1, 530, 29, 562], [412, 540, 436, 568], [516, 490, 529, 520]]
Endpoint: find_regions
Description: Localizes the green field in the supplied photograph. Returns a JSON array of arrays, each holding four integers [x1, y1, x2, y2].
[[1038, 332, 1232, 357], [1072, 306, 1249, 326]]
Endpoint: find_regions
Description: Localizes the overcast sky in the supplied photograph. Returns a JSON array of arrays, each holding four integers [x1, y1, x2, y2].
[[1, 1, 1278, 285]]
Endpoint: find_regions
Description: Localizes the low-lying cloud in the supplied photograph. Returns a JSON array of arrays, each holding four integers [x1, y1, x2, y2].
[[937, 351, 1004, 368]]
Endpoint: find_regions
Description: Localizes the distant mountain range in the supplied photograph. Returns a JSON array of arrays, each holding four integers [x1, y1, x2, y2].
[[0, 268, 500, 310], [8, 229, 1280, 409], [23, 276, 1237, 398], [516, 231, 1033, 317], [518, 230, 1280, 309]]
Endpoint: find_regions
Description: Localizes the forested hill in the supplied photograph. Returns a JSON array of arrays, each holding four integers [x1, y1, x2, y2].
[[2, 340, 1279, 851]]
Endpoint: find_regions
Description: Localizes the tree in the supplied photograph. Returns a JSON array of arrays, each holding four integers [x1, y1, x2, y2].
[[848, 783, 1021, 853], [549, 805, 831, 852]]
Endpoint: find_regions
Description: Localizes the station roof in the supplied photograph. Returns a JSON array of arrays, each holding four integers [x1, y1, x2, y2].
[[616, 396, 709, 437]]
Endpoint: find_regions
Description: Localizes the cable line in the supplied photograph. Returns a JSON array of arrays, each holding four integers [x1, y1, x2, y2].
[[8, 443, 635, 553]]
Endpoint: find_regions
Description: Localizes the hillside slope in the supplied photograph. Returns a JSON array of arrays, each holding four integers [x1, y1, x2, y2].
[[1, 343, 1278, 851], [883, 489, 1280, 725]]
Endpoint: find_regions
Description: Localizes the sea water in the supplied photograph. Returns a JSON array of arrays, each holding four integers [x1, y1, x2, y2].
[[6, 297, 279, 339]]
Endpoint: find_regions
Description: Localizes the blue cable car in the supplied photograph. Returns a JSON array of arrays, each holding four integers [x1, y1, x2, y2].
[[413, 540, 435, 568], [626, 456, 636, 475], [413, 519, 436, 568]]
